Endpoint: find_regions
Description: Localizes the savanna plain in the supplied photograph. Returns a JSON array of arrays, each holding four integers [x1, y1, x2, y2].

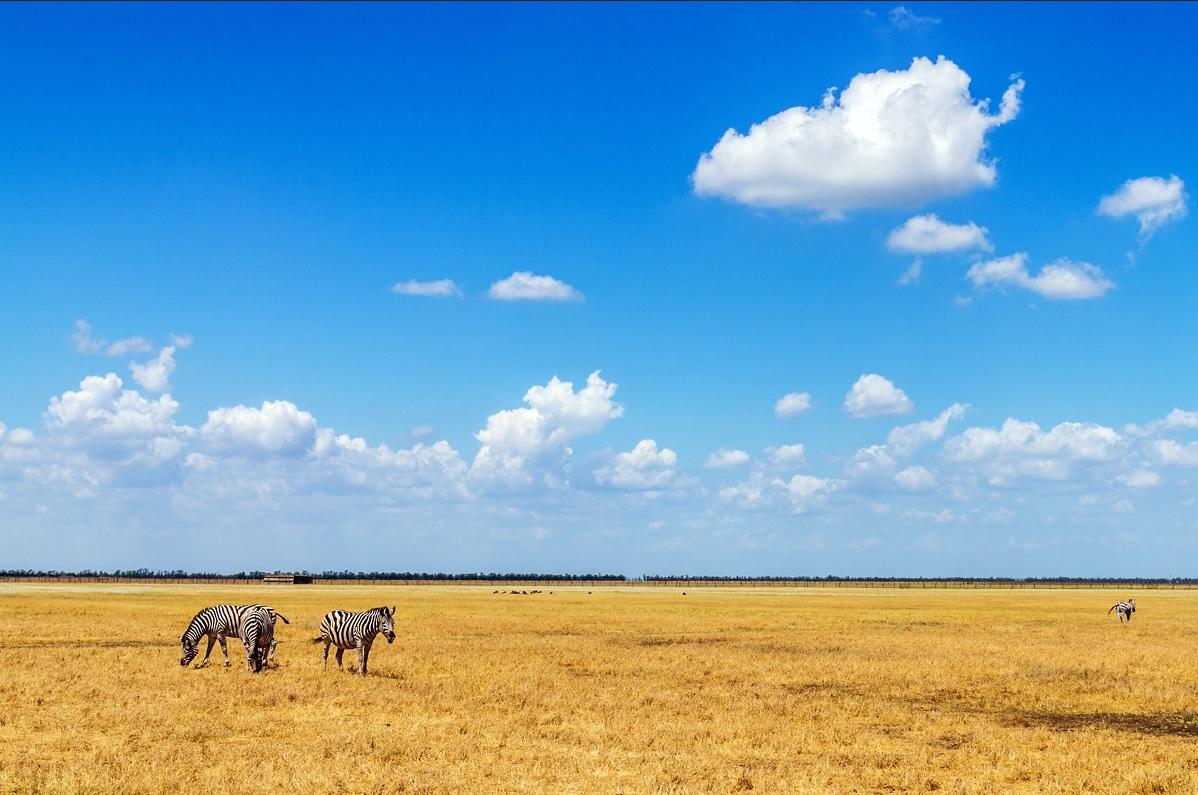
[[0, 583, 1195, 794]]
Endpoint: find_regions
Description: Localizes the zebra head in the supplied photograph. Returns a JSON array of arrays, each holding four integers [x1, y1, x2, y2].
[[1127, 598, 1136, 613], [376, 606, 396, 643], [180, 634, 199, 666]]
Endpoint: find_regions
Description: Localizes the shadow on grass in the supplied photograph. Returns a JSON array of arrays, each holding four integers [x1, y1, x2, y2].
[[1003, 709, 1198, 737]]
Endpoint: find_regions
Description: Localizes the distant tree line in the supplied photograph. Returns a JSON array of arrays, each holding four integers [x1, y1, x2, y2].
[[0, 568, 626, 581], [643, 575, 1198, 584]]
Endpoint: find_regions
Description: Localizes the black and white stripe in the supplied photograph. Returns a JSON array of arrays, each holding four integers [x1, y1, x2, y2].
[[1108, 598, 1136, 623], [179, 604, 290, 668], [239, 606, 276, 673], [313, 606, 396, 676]]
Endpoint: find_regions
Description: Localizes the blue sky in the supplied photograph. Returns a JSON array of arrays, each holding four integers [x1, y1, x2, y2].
[[1, 3, 1195, 575]]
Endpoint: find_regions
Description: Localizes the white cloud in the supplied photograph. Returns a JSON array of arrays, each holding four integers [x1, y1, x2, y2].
[[886, 403, 968, 456], [774, 392, 812, 418], [594, 439, 678, 490], [692, 56, 1023, 216], [966, 253, 1114, 300], [1151, 439, 1198, 467], [896, 258, 923, 286], [170, 334, 194, 350], [472, 371, 622, 485], [944, 419, 1123, 484], [72, 320, 153, 357], [130, 346, 177, 393], [843, 374, 914, 418], [705, 448, 750, 469], [767, 443, 806, 468], [200, 400, 318, 458], [776, 474, 837, 513], [1098, 175, 1187, 239], [895, 465, 936, 491], [487, 272, 583, 302], [887, 214, 992, 254], [392, 279, 463, 297], [1125, 408, 1198, 437], [889, 5, 941, 30], [1117, 469, 1162, 488]]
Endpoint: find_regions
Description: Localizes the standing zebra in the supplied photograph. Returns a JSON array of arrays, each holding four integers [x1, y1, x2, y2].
[[312, 606, 396, 676], [239, 606, 276, 673], [179, 604, 290, 668], [1108, 598, 1136, 623]]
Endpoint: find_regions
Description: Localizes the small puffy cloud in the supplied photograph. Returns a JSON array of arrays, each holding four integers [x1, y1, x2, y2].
[[170, 334, 194, 349], [692, 56, 1023, 216], [966, 253, 1114, 300], [1098, 175, 1187, 239], [886, 403, 969, 457], [594, 439, 678, 490], [1117, 469, 1162, 488], [487, 272, 583, 302], [705, 448, 750, 469], [844, 374, 914, 418], [774, 391, 812, 418], [72, 320, 153, 357], [767, 443, 806, 468], [130, 346, 177, 393], [776, 474, 837, 513], [1124, 408, 1198, 437], [894, 465, 936, 491], [200, 400, 318, 458], [1151, 439, 1198, 467], [473, 371, 622, 484], [889, 5, 941, 30], [392, 279, 463, 297], [887, 214, 992, 254]]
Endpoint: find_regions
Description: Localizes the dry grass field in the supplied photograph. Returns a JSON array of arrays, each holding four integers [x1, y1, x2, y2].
[[0, 583, 1195, 794]]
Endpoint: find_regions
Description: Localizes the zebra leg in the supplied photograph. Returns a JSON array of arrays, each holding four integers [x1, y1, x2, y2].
[[198, 635, 217, 668], [335, 647, 345, 670], [361, 640, 372, 676], [321, 640, 331, 671], [357, 641, 365, 676], [218, 634, 231, 667]]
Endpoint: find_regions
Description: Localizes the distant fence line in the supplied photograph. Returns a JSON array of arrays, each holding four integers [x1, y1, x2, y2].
[[1, 576, 1195, 589]]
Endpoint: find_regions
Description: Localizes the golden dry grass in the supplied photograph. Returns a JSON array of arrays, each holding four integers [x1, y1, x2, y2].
[[0, 583, 1196, 794]]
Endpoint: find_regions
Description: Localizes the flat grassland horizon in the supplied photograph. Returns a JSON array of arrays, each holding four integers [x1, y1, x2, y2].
[[1, 583, 1195, 794]]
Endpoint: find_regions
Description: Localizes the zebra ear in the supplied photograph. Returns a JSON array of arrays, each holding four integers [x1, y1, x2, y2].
[[390, 606, 396, 617]]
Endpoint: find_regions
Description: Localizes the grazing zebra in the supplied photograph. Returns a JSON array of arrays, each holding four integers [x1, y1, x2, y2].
[[239, 606, 275, 673], [179, 604, 290, 668], [1108, 598, 1136, 623], [312, 606, 396, 676]]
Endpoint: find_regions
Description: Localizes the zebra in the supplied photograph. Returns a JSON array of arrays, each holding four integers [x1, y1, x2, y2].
[[179, 604, 290, 668], [239, 606, 276, 673], [312, 606, 396, 676], [1108, 598, 1136, 623]]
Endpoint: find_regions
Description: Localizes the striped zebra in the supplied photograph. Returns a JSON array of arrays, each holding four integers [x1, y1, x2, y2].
[[179, 604, 290, 668], [312, 606, 396, 676], [1108, 598, 1136, 623], [239, 606, 275, 673]]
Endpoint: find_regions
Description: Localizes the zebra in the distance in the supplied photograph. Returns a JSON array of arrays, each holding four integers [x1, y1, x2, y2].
[[179, 604, 290, 668], [239, 606, 276, 673], [1108, 598, 1136, 623], [312, 606, 396, 676]]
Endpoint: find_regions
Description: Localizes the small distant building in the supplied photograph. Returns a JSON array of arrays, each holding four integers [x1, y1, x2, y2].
[[263, 573, 314, 585]]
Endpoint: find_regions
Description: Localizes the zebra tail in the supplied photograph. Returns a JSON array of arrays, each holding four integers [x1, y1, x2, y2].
[[311, 636, 326, 644], [275, 612, 291, 624], [1108, 604, 1117, 614]]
